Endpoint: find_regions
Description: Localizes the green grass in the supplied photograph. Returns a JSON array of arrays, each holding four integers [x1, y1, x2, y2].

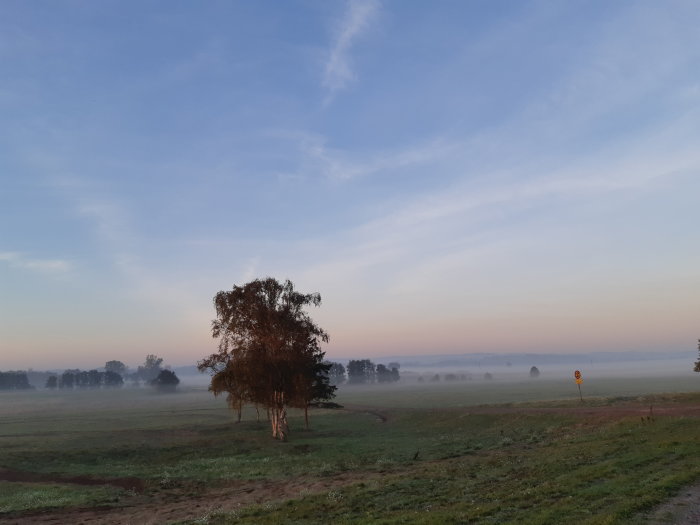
[[0, 481, 123, 513], [194, 415, 700, 524], [0, 378, 698, 523]]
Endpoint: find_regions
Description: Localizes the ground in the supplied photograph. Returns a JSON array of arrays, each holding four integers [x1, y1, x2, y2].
[[0, 376, 698, 524]]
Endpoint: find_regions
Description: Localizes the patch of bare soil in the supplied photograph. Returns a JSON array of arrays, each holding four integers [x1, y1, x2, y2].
[[644, 482, 700, 524], [341, 404, 389, 422], [0, 472, 375, 525], [0, 469, 145, 492]]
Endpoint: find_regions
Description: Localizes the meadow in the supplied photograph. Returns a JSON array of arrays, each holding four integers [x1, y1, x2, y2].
[[0, 375, 698, 524]]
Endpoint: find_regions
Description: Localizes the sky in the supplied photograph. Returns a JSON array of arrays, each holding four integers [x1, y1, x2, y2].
[[1, 1, 699, 370]]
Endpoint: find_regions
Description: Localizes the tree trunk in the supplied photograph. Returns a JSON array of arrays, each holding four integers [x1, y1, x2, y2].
[[270, 391, 289, 441], [304, 405, 309, 430], [255, 404, 260, 422]]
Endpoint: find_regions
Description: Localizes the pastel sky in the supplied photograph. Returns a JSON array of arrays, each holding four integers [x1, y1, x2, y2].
[[2, 1, 699, 369]]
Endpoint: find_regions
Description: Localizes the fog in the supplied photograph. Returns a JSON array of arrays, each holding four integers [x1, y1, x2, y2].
[[351, 349, 696, 380]]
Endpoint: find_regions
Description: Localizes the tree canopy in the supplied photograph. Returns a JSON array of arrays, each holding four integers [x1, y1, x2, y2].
[[198, 278, 335, 440], [151, 369, 180, 392]]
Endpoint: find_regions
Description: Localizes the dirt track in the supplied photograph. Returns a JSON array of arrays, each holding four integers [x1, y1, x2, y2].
[[0, 472, 378, 525]]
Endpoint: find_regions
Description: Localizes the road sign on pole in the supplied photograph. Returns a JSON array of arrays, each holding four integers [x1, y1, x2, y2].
[[574, 370, 583, 401]]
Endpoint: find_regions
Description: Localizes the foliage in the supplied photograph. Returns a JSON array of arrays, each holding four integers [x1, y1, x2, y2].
[[530, 366, 540, 378], [694, 339, 700, 373], [376, 364, 400, 383], [104, 360, 127, 376], [134, 354, 164, 383], [150, 369, 180, 392], [199, 278, 335, 440], [54, 369, 122, 389], [0, 371, 32, 390], [347, 359, 375, 384], [326, 362, 346, 385], [103, 371, 124, 387], [59, 371, 75, 389]]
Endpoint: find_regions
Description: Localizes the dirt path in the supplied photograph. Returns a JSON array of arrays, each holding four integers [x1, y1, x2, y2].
[[0, 469, 145, 492], [0, 472, 375, 525], [644, 482, 700, 525], [341, 404, 389, 422]]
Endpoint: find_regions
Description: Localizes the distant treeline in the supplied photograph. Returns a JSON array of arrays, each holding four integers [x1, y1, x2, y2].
[[0, 371, 33, 390], [418, 372, 475, 382], [46, 369, 124, 389], [326, 360, 400, 385], [0, 355, 180, 393]]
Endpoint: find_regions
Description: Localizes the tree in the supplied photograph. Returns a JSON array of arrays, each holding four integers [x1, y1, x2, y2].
[[0, 371, 32, 390], [390, 366, 400, 382], [694, 339, 700, 373], [376, 364, 400, 383], [105, 360, 127, 376], [45, 376, 58, 389], [326, 362, 346, 385], [75, 370, 90, 388], [530, 366, 540, 378], [88, 369, 103, 388], [104, 371, 124, 387], [347, 359, 375, 384], [198, 278, 335, 441], [60, 371, 75, 389], [151, 369, 180, 392], [136, 354, 164, 383]]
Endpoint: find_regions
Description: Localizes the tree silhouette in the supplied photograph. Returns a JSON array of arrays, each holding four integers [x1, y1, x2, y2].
[[327, 362, 346, 385], [104, 371, 124, 387], [198, 278, 335, 441], [694, 339, 700, 373], [105, 360, 127, 376], [0, 372, 32, 390], [151, 369, 180, 392], [347, 359, 375, 384], [209, 360, 247, 422], [60, 371, 75, 389], [376, 364, 400, 383], [136, 354, 164, 383], [530, 366, 540, 378]]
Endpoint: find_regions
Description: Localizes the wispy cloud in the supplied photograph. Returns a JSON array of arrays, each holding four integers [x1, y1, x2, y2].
[[294, 132, 455, 180], [322, 0, 379, 102], [0, 252, 71, 274]]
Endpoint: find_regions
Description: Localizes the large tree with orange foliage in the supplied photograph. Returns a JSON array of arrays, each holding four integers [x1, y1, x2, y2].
[[198, 278, 335, 441]]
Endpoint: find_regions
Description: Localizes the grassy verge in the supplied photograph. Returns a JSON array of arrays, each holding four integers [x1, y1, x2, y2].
[[0, 481, 123, 513]]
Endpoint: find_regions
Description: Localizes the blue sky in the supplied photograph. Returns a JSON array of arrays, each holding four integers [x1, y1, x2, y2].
[[2, 1, 699, 369]]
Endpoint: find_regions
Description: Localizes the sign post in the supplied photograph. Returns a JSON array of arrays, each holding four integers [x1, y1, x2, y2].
[[574, 370, 583, 402]]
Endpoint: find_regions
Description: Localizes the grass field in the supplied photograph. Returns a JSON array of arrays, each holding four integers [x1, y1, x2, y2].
[[0, 376, 698, 524]]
